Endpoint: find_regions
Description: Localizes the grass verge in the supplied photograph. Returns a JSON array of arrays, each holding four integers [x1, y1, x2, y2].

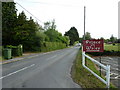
[[71, 48, 116, 88]]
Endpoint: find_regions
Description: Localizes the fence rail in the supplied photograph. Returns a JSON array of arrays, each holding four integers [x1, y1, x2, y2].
[[82, 51, 110, 88]]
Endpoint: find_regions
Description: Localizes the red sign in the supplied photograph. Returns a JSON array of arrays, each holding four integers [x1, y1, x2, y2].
[[83, 40, 104, 52]]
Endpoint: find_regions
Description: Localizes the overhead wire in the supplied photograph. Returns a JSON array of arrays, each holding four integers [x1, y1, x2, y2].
[[16, 0, 80, 7], [15, 2, 44, 25]]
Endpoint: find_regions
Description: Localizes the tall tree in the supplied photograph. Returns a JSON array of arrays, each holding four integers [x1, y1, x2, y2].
[[14, 11, 29, 45], [44, 20, 70, 46], [110, 35, 117, 43], [82, 32, 91, 40], [100, 37, 104, 40], [44, 19, 56, 31], [44, 21, 51, 31], [44, 20, 58, 42], [2, 2, 17, 45], [64, 27, 79, 45], [14, 12, 42, 51]]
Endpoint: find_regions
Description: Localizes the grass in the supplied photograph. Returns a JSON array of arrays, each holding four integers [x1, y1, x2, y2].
[[104, 43, 119, 51], [0, 56, 2, 59], [71, 48, 116, 88]]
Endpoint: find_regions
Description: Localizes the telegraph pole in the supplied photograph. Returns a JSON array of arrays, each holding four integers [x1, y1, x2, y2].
[[84, 6, 86, 40], [84, 6, 87, 66]]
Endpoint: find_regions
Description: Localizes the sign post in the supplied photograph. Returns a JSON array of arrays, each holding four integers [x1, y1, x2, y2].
[[82, 40, 110, 88], [83, 39, 104, 76], [83, 39, 104, 52]]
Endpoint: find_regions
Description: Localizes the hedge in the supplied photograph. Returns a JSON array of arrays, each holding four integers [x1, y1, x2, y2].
[[87, 50, 120, 56], [40, 42, 66, 52]]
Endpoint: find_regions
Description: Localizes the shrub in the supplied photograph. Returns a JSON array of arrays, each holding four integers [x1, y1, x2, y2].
[[87, 50, 120, 56], [113, 43, 115, 46], [39, 42, 66, 52]]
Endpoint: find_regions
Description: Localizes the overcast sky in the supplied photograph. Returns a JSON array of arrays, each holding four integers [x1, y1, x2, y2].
[[14, 0, 119, 39]]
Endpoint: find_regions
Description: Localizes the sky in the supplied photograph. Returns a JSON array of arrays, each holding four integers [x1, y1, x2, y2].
[[14, 0, 119, 39]]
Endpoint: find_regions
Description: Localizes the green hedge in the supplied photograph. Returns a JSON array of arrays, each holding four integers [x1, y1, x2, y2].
[[3, 42, 66, 56], [40, 42, 66, 52], [27, 42, 66, 52], [87, 50, 120, 56]]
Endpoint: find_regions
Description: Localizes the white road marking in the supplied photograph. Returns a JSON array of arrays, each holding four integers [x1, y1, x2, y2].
[[35, 55, 39, 56], [0, 64, 35, 79], [46, 55, 57, 61]]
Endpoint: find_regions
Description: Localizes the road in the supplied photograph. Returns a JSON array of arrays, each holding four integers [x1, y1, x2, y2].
[[2, 47, 81, 88]]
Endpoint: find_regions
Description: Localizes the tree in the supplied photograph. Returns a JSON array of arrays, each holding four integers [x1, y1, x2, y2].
[[45, 29, 60, 42], [14, 11, 32, 45], [110, 35, 117, 43], [44, 20, 60, 42], [44, 21, 51, 31], [63, 36, 70, 46], [44, 20, 70, 46], [2, 2, 17, 45], [79, 38, 83, 43], [44, 19, 56, 31], [82, 32, 91, 40], [2, 2, 69, 52], [104, 39, 109, 43], [13, 11, 45, 51], [64, 27, 79, 45], [100, 37, 104, 40]]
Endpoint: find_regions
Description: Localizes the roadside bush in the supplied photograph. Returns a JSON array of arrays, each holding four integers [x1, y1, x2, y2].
[[39, 42, 66, 52], [87, 50, 120, 56], [113, 43, 115, 46]]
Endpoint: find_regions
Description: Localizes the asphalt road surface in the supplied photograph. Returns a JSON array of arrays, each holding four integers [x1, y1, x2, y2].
[[2, 47, 81, 88]]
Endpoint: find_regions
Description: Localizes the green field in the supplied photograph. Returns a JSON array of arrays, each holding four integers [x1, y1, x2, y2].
[[104, 43, 119, 51]]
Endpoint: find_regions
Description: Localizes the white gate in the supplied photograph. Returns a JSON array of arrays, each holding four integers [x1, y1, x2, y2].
[[82, 51, 110, 88]]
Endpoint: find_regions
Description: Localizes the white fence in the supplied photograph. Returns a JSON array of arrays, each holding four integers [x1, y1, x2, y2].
[[82, 51, 110, 88]]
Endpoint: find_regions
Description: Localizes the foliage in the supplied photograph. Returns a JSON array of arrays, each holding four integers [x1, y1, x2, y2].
[[32, 42, 66, 52], [82, 32, 91, 40], [110, 35, 117, 43], [44, 19, 56, 31], [64, 27, 79, 45], [13, 12, 41, 51], [2, 2, 69, 52], [41, 42, 66, 52], [2, 2, 17, 45], [44, 20, 70, 46]]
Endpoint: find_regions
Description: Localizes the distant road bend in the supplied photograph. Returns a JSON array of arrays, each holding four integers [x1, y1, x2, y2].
[[2, 47, 81, 88]]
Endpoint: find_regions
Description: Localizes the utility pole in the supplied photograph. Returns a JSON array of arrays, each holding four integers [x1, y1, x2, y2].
[[84, 6, 87, 66], [84, 6, 86, 40]]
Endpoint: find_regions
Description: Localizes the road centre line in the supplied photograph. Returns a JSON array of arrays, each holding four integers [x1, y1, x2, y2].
[[0, 64, 35, 79], [46, 55, 57, 61]]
